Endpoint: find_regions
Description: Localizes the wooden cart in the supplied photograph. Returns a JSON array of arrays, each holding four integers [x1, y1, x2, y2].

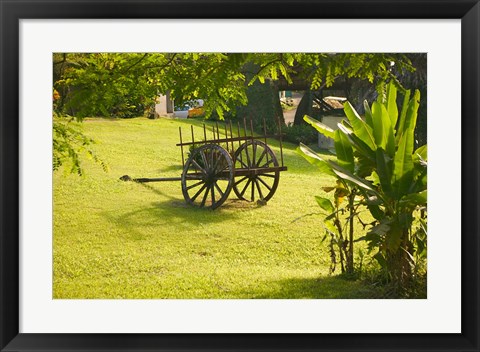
[[123, 117, 287, 209]]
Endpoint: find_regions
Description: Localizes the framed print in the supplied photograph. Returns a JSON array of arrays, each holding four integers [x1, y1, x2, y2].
[[1, 0, 479, 351]]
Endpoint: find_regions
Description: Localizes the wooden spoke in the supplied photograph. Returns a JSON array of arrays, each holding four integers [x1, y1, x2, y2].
[[191, 183, 208, 202], [212, 151, 222, 173], [214, 158, 231, 174], [237, 157, 249, 169], [214, 181, 224, 197], [200, 149, 208, 168], [219, 164, 231, 173], [210, 148, 215, 170], [211, 184, 216, 205], [191, 159, 206, 174], [258, 158, 275, 168], [255, 148, 268, 167], [234, 176, 248, 186], [186, 180, 205, 191], [244, 143, 252, 168], [239, 179, 252, 197], [256, 175, 272, 191], [200, 184, 210, 207], [254, 179, 264, 200], [250, 179, 255, 201]]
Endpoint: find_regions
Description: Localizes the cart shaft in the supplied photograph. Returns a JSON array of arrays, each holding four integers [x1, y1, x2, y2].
[[133, 177, 182, 183]]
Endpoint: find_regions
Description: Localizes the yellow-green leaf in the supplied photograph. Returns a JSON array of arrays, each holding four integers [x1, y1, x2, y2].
[[343, 101, 376, 150], [334, 129, 354, 173], [386, 81, 399, 128], [315, 196, 335, 213], [304, 115, 335, 139], [297, 143, 335, 177]]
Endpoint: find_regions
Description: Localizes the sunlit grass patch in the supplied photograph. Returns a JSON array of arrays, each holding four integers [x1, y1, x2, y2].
[[54, 117, 378, 299]]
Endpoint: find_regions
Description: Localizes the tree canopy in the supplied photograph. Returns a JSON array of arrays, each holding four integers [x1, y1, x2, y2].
[[53, 52, 423, 174], [54, 53, 416, 119]]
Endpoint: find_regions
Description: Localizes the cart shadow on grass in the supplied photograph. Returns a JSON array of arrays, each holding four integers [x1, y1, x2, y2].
[[155, 164, 184, 173], [135, 179, 266, 211], [99, 198, 242, 242]]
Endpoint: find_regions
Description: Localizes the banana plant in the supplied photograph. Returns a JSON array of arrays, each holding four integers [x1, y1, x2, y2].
[[299, 81, 427, 289], [301, 128, 360, 274]]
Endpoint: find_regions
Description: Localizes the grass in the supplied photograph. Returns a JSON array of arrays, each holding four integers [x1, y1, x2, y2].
[[54, 117, 379, 299]]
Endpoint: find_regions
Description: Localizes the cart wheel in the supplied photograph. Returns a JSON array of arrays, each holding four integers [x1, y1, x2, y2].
[[233, 140, 280, 202], [181, 144, 233, 209]]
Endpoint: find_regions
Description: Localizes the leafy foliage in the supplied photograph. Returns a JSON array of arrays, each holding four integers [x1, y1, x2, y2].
[[54, 53, 414, 120], [299, 82, 427, 293], [53, 53, 416, 176], [53, 116, 108, 175], [54, 53, 174, 118], [296, 53, 413, 92]]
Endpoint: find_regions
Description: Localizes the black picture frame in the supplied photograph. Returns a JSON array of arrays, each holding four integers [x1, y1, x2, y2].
[[1, 1, 479, 351]]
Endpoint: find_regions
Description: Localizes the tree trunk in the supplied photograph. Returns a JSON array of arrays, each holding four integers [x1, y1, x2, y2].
[[346, 191, 355, 274], [236, 73, 285, 134], [293, 90, 313, 125], [387, 232, 414, 294]]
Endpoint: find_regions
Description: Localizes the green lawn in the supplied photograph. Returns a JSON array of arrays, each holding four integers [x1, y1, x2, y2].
[[53, 117, 376, 299]]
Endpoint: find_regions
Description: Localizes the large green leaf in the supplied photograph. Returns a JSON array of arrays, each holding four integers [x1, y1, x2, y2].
[[413, 144, 428, 164], [303, 115, 335, 139], [400, 190, 427, 208], [368, 220, 391, 236], [392, 90, 419, 199], [409, 168, 427, 194], [343, 101, 376, 150], [315, 196, 335, 213], [337, 124, 376, 163], [368, 170, 380, 186], [375, 148, 393, 197], [334, 130, 354, 173], [371, 102, 395, 157], [355, 156, 375, 178], [297, 143, 336, 177], [393, 130, 414, 199], [386, 81, 399, 128], [357, 232, 382, 247], [341, 119, 353, 130], [327, 160, 380, 196], [371, 102, 385, 148], [323, 219, 338, 236], [405, 90, 420, 131], [395, 89, 411, 144], [373, 252, 388, 268], [396, 90, 420, 142], [363, 100, 374, 128], [367, 204, 385, 221]]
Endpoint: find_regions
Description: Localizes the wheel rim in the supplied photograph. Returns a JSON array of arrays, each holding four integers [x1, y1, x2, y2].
[[181, 144, 233, 209], [233, 140, 280, 202]]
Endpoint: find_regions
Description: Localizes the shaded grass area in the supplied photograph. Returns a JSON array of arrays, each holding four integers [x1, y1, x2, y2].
[[54, 117, 377, 299]]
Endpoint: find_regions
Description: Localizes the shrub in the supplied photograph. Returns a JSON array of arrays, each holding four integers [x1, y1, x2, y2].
[[283, 123, 318, 145]]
